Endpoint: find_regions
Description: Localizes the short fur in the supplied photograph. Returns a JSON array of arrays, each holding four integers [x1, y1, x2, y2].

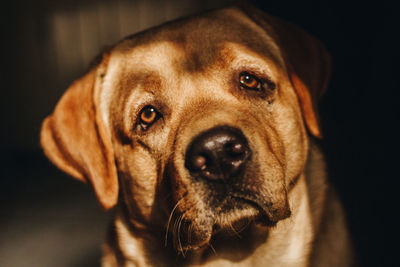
[[41, 5, 353, 267]]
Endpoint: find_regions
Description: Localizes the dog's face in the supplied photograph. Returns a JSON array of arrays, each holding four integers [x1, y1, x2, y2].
[[41, 7, 330, 252]]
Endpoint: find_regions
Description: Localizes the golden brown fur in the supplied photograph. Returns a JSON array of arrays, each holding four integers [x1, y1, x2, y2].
[[41, 5, 353, 266]]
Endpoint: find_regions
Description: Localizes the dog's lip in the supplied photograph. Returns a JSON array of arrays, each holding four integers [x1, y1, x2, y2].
[[228, 192, 277, 225], [228, 192, 291, 226]]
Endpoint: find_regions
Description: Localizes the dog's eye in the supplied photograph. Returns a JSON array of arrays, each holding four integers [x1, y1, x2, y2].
[[240, 73, 260, 89], [138, 105, 160, 130], [239, 72, 275, 92]]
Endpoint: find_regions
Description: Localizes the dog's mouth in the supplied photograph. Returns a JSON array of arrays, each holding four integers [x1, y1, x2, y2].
[[170, 191, 289, 253], [228, 193, 287, 226]]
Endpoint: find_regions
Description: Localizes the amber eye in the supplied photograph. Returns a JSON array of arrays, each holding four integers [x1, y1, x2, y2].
[[239, 73, 261, 90], [138, 105, 160, 130]]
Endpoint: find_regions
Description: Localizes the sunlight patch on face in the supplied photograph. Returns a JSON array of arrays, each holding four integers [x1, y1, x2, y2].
[[282, 178, 313, 264], [115, 214, 146, 266], [99, 41, 184, 134], [99, 54, 122, 132]]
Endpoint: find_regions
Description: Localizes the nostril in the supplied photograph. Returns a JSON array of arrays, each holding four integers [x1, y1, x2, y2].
[[193, 155, 207, 170], [188, 153, 221, 180]]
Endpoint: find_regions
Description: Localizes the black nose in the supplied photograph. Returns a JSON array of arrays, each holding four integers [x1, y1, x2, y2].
[[185, 126, 251, 181]]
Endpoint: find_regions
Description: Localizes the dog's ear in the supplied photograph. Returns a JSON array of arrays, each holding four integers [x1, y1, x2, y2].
[[240, 6, 331, 139], [274, 20, 331, 139], [40, 53, 118, 210]]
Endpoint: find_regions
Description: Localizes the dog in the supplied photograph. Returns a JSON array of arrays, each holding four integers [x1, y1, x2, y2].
[[40, 4, 354, 267]]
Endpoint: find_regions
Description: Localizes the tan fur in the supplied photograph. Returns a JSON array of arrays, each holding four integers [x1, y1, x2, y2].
[[41, 5, 353, 266]]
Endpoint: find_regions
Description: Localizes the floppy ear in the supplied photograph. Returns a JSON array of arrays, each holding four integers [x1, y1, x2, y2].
[[40, 53, 118, 210], [240, 6, 331, 138]]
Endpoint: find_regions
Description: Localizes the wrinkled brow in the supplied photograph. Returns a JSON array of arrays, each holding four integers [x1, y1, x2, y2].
[[109, 71, 164, 121], [117, 71, 164, 98]]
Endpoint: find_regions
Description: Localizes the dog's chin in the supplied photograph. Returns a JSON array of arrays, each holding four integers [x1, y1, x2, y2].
[[173, 197, 277, 253]]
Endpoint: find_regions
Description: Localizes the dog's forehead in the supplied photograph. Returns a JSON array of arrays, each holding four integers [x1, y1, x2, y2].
[[100, 7, 286, 130], [114, 7, 283, 71]]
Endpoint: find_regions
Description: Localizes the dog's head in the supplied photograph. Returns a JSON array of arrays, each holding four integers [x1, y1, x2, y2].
[[41, 6, 330, 252]]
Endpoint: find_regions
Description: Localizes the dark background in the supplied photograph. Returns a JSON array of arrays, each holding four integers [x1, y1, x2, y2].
[[1, 0, 399, 266]]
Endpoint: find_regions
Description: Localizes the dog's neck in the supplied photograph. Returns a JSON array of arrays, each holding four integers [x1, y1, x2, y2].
[[102, 143, 328, 267]]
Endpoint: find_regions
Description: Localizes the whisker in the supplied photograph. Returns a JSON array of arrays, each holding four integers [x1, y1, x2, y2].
[[231, 217, 252, 238], [165, 198, 184, 247], [187, 222, 193, 245], [229, 222, 242, 239], [236, 218, 252, 234], [173, 215, 181, 249], [177, 214, 185, 256], [209, 243, 217, 256]]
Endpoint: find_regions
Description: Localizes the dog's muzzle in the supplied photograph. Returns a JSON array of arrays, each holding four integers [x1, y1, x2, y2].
[[185, 126, 252, 181]]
